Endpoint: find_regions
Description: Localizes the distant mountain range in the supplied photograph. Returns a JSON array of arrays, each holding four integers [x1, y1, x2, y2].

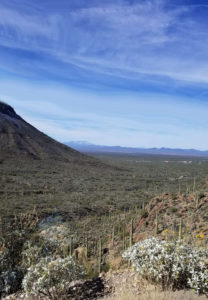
[[65, 141, 208, 157]]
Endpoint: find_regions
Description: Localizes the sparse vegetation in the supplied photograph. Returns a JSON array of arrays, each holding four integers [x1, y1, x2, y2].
[[1, 152, 208, 298]]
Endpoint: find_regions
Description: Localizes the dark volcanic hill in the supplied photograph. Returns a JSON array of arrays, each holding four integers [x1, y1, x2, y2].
[[0, 102, 87, 162], [0, 102, 134, 218]]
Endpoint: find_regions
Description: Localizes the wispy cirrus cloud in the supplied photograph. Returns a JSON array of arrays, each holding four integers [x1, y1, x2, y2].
[[0, 0, 208, 149], [0, 0, 208, 86]]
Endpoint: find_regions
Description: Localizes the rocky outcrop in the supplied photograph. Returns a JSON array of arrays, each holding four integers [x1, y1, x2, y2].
[[0, 102, 21, 120]]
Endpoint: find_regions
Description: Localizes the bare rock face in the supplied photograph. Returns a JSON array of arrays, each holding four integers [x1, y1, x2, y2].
[[0, 102, 84, 161]]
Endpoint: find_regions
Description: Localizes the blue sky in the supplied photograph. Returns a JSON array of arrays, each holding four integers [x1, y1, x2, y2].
[[0, 0, 208, 149]]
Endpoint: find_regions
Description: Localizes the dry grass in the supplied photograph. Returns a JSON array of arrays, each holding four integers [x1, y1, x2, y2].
[[101, 271, 207, 300], [99, 269, 208, 300], [103, 288, 207, 300]]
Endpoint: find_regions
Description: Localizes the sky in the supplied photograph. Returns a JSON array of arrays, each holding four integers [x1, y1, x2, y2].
[[0, 0, 208, 149]]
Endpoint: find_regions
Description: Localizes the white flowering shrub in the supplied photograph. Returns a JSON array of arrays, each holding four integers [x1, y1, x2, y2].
[[21, 242, 43, 271], [122, 237, 208, 294], [21, 239, 60, 271], [22, 256, 85, 299]]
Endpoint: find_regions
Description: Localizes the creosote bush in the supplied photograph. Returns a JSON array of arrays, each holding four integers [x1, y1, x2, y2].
[[123, 237, 208, 295]]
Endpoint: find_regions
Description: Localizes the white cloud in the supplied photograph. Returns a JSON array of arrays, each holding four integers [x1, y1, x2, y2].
[[0, 0, 208, 150], [0, 0, 208, 84]]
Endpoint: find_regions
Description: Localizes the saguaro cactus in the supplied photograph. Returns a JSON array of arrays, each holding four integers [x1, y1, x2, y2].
[[155, 212, 158, 235], [98, 237, 102, 274], [129, 219, 133, 247], [86, 236, 89, 259], [193, 177, 196, 193], [123, 223, 126, 250], [195, 192, 199, 209], [178, 218, 182, 240], [112, 225, 115, 247], [69, 237, 72, 256]]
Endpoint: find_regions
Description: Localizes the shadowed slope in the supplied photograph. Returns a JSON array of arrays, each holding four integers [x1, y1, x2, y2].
[[0, 101, 85, 161]]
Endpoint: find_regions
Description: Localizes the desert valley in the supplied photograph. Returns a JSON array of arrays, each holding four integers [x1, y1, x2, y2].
[[1, 102, 208, 299]]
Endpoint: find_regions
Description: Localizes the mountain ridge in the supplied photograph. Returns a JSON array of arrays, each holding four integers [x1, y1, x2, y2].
[[0, 102, 123, 218], [65, 141, 208, 157], [0, 102, 86, 162]]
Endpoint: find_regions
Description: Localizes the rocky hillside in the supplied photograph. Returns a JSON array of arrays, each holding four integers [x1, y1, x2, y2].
[[0, 101, 90, 162], [0, 102, 135, 218], [134, 191, 208, 241]]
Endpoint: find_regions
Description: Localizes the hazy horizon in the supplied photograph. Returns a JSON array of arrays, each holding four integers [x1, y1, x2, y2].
[[0, 0, 208, 150], [65, 140, 208, 152]]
